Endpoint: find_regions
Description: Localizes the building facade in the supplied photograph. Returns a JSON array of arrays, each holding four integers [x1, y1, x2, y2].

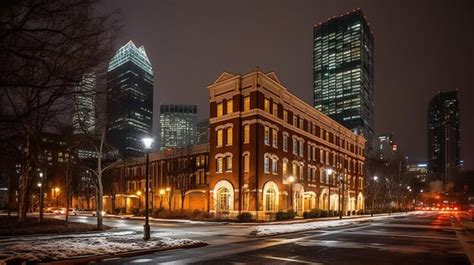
[[427, 91, 460, 187], [197, 119, 210, 145], [107, 40, 154, 157], [313, 9, 374, 152], [159, 104, 197, 151], [377, 133, 399, 161], [106, 69, 366, 220]]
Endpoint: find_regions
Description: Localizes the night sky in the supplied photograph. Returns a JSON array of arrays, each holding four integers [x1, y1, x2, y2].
[[105, 0, 473, 170]]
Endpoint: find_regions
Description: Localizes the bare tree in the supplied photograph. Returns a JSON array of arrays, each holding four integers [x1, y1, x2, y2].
[[0, 0, 119, 224]]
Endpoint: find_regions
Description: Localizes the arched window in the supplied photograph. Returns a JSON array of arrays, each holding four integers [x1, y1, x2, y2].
[[265, 188, 276, 212], [217, 187, 230, 211]]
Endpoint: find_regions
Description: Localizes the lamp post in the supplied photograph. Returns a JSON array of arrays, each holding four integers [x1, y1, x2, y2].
[[55, 187, 60, 208], [159, 189, 165, 208], [371, 176, 378, 217], [325, 168, 333, 211], [288, 176, 295, 211], [338, 175, 344, 219], [136, 190, 142, 210], [142, 137, 154, 241], [38, 172, 44, 222]]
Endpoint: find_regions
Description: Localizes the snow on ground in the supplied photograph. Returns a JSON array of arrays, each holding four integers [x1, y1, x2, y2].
[[250, 211, 425, 237], [0, 231, 204, 264]]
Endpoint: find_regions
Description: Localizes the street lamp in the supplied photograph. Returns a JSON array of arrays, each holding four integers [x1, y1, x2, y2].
[[338, 175, 344, 219], [159, 189, 165, 208], [371, 176, 378, 217], [38, 172, 44, 222], [55, 187, 60, 208], [325, 168, 333, 211], [287, 176, 295, 211], [142, 137, 154, 241]]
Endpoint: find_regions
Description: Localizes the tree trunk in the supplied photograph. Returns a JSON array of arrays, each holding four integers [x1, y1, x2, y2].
[[65, 165, 70, 227], [18, 136, 30, 224], [97, 175, 104, 230]]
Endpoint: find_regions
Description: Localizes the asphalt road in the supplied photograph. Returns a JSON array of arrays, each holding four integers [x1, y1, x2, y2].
[[66, 212, 469, 264]]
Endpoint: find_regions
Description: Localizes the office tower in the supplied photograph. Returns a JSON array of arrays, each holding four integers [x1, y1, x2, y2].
[[197, 119, 210, 144], [160, 104, 197, 150], [73, 73, 96, 134], [377, 133, 399, 161], [313, 9, 374, 152], [427, 91, 460, 186], [106, 41, 154, 156]]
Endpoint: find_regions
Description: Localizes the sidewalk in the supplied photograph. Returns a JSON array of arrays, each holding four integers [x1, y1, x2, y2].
[[451, 212, 474, 265]]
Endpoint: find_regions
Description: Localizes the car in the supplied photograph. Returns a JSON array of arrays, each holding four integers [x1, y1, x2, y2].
[[68, 208, 78, 216], [92, 210, 106, 217], [52, 207, 67, 215]]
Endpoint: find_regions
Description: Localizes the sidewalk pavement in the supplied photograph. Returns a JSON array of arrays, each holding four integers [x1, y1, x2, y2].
[[451, 212, 474, 265]]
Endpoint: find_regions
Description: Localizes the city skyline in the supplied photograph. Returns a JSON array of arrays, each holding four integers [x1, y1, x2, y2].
[[105, 0, 473, 170]]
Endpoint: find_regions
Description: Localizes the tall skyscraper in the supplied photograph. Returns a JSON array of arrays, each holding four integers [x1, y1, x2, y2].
[[313, 9, 374, 152], [377, 133, 399, 161], [73, 73, 96, 134], [427, 91, 460, 187], [160, 104, 197, 151], [107, 41, 154, 156]]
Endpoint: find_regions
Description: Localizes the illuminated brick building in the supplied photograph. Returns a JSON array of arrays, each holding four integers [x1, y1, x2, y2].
[[106, 69, 366, 220]]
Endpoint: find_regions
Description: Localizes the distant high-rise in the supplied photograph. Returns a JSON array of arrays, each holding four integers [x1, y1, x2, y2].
[[313, 9, 374, 152], [197, 119, 210, 144], [73, 73, 96, 134], [377, 133, 399, 161], [160, 104, 197, 151], [107, 41, 154, 156], [427, 91, 460, 187]]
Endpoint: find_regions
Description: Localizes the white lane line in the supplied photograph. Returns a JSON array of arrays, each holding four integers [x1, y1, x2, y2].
[[344, 231, 457, 241], [258, 254, 324, 264]]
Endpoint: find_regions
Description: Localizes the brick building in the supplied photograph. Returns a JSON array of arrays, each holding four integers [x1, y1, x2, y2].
[[106, 69, 366, 220]]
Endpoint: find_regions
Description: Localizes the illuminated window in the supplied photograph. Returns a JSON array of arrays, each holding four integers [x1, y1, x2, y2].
[[283, 134, 288, 152], [243, 154, 250, 172], [216, 157, 223, 173], [272, 158, 278, 174], [283, 110, 288, 122], [265, 188, 276, 212], [292, 163, 297, 177], [226, 156, 232, 172], [217, 103, 223, 117], [217, 187, 230, 211], [264, 156, 270, 173], [292, 138, 298, 155], [299, 141, 304, 157], [244, 125, 250, 143], [217, 129, 223, 147], [226, 99, 233, 114], [243, 96, 250, 111], [272, 103, 278, 116], [264, 98, 270, 112], [272, 129, 278, 148], [282, 161, 288, 175], [227, 127, 233, 146], [264, 126, 270, 146]]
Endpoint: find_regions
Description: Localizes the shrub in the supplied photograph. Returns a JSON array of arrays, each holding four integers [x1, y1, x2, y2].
[[352, 210, 356, 215], [303, 209, 321, 219], [113, 208, 121, 215], [328, 210, 333, 217], [275, 210, 296, 221], [237, 212, 253, 222], [131, 208, 140, 216], [319, 210, 328, 217], [190, 209, 214, 221], [333, 211, 339, 217]]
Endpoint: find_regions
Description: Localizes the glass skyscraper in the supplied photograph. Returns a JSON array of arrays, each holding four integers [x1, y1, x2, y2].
[[313, 9, 374, 151], [73, 73, 96, 135], [159, 104, 197, 151], [107, 41, 154, 156], [427, 91, 460, 187]]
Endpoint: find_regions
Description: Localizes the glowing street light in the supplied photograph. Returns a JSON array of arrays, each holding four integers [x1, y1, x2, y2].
[[141, 137, 154, 241]]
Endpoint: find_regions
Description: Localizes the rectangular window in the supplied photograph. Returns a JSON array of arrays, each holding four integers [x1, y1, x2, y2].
[[292, 163, 297, 177], [244, 155, 250, 172], [227, 127, 233, 146], [320, 149, 324, 163], [272, 103, 278, 116], [307, 167, 311, 181], [244, 96, 250, 111], [217, 129, 223, 147], [283, 110, 288, 123], [217, 158, 223, 173], [283, 161, 287, 175], [325, 151, 329, 165], [226, 156, 232, 172], [299, 118, 304, 129], [272, 129, 278, 148], [272, 159, 277, 174], [299, 165, 304, 179], [299, 141, 304, 157], [264, 126, 270, 146], [264, 157, 270, 173], [226, 99, 233, 114], [292, 138, 298, 155], [217, 103, 223, 117], [244, 125, 250, 143], [307, 145, 311, 160], [283, 134, 288, 152], [293, 115, 297, 127], [264, 98, 270, 112]]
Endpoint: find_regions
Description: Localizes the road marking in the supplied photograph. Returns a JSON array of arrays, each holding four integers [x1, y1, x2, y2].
[[258, 254, 324, 264], [344, 231, 457, 241]]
